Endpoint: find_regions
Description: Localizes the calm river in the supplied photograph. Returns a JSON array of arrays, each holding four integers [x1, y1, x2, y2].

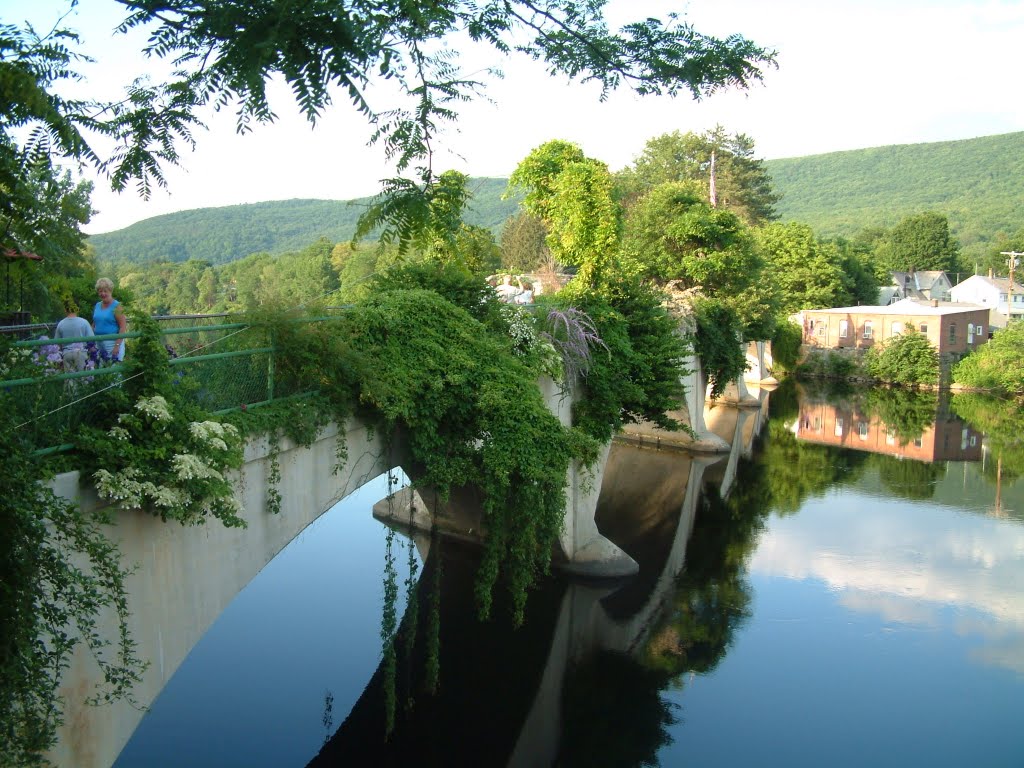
[[111, 383, 1024, 767]]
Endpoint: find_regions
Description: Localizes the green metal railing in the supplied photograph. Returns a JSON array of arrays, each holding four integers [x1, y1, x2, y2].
[[3, 315, 336, 457]]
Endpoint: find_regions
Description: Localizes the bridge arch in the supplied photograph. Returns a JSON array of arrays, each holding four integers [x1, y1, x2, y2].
[[48, 416, 402, 768]]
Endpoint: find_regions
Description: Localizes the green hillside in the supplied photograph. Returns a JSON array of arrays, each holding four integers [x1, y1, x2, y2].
[[89, 177, 522, 264], [766, 131, 1024, 260], [89, 132, 1024, 266]]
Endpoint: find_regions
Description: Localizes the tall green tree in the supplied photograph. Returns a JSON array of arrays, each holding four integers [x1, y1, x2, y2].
[[982, 229, 1024, 279], [196, 266, 219, 310], [827, 235, 882, 306], [621, 183, 759, 296], [873, 211, 962, 275], [0, 156, 94, 318], [758, 222, 852, 314], [509, 140, 620, 289], [617, 128, 779, 225], [621, 181, 774, 339], [500, 211, 551, 272]]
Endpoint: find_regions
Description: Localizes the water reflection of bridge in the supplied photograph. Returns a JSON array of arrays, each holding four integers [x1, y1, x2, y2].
[[307, 392, 771, 766]]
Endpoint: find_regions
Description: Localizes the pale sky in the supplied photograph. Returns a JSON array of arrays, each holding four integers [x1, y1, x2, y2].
[[6, 0, 1024, 234]]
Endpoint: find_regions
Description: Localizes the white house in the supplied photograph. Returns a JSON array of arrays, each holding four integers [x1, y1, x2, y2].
[[949, 274, 1024, 324], [886, 270, 952, 303]]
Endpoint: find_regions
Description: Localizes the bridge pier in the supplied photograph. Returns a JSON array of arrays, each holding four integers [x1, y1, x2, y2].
[[374, 377, 639, 578], [540, 377, 639, 578], [744, 340, 778, 386], [508, 447, 721, 766]]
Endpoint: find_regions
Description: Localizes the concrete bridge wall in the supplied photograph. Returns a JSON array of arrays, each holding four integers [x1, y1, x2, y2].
[[48, 418, 397, 768]]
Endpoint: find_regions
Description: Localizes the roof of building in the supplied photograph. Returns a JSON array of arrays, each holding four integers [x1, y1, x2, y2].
[[951, 274, 1024, 293], [804, 298, 988, 316], [0, 248, 42, 261], [878, 286, 903, 303], [891, 270, 948, 291]]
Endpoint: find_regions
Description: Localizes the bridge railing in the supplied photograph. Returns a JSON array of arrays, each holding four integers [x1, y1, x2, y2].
[[2, 314, 337, 457]]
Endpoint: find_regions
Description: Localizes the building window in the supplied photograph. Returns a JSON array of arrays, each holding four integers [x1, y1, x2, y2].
[[919, 322, 928, 334], [891, 321, 904, 336], [863, 321, 873, 339], [949, 324, 956, 343], [816, 322, 825, 337], [914, 438, 923, 448], [835, 418, 844, 437], [1000, 293, 1008, 302], [858, 421, 869, 439], [839, 320, 849, 338]]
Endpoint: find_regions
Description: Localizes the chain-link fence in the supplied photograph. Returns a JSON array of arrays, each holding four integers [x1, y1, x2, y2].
[[1, 316, 311, 456]]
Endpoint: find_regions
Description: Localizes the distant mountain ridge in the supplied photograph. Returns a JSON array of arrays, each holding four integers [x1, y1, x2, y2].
[[89, 177, 522, 266], [765, 131, 1024, 259], [89, 132, 1024, 265]]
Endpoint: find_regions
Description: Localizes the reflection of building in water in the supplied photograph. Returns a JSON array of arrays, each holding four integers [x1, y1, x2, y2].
[[796, 401, 982, 462]]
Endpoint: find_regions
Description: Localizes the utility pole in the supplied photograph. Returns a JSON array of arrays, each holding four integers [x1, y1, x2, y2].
[[1000, 251, 1022, 322], [709, 149, 717, 208]]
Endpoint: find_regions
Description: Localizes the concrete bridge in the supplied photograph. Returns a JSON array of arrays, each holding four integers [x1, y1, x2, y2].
[[307, 394, 770, 765], [46, 339, 775, 768]]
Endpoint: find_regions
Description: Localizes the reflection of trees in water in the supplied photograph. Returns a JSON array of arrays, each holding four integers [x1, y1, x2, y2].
[[868, 453, 943, 499], [761, 381, 870, 515], [755, 419, 869, 516], [860, 388, 938, 446], [569, 468, 775, 766], [558, 651, 678, 768], [952, 393, 1024, 481], [796, 376, 857, 403], [768, 377, 800, 423], [643, 487, 757, 678], [310, 536, 565, 767]]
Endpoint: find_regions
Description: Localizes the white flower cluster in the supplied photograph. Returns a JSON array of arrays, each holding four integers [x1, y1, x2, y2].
[[500, 304, 539, 356], [108, 426, 131, 441], [188, 420, 239, 451], [94, 467, 192, 510], [172, 452, 225, 482], [0, 347, 34, 377], [537, 338, 565, 382], [134, 395, 173, 422]]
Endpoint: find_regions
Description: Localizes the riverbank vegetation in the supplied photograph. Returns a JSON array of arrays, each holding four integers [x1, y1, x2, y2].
[[952, 321, 1024, 396]]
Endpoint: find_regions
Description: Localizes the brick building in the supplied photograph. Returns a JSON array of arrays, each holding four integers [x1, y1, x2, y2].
[[800, 298, 989, 361]]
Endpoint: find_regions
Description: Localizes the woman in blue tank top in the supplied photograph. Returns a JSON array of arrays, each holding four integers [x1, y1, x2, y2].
[[92, 277, 127, 361]]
